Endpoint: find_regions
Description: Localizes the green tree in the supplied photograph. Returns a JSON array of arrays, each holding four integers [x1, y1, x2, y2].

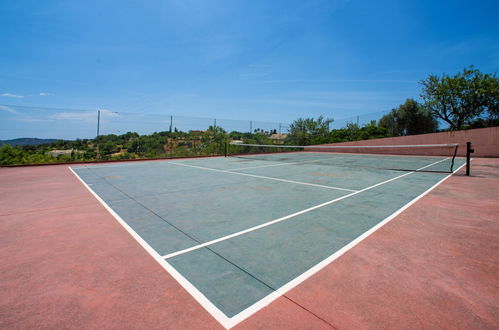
[[329, 121, 389, 142], [206, 125, 226, 137], [379, 110, 402, 136], [358, 120, 389, 140], [287, 115, 333, 145], [344, 122, 360, 141], [0, 144, 24, 165], [420, 66, 498, 130], [379, 99, 437, 136]]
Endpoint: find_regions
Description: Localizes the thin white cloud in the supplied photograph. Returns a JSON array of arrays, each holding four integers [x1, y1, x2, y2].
[[1, 93, 24, 98], [39, 92, 53, 96], [52, 109, 119, 121], [16, 117, 55, 123], [0, 105, 55, 122], [52, 112, 94, 121], [0, 105, 20, 114]]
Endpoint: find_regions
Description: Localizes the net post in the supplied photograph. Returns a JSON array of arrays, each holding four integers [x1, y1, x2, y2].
[[449, 144, 459, 173], [466, 141, 474, 176], [224, 141, 228, 157]]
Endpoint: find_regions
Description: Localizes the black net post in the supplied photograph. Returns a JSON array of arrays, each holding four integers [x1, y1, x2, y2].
[[449, 144, 459, 173], [224, 141, 228, 157], [466, 141, 474, 176]]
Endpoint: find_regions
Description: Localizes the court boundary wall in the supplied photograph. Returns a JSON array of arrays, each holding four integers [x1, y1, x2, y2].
[[321, 126, 498, 157]]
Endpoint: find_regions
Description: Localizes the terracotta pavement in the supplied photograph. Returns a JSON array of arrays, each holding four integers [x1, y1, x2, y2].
[[0, 159, 497, 329]]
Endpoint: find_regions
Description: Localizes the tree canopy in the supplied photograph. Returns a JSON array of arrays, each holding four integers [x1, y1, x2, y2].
[[379, 98, 438, 136], [420, 66, 498, 130], [287, 115, 334, 145]]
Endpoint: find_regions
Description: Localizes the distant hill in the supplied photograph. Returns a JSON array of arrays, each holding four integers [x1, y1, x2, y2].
[[0, 138, 59, 146]]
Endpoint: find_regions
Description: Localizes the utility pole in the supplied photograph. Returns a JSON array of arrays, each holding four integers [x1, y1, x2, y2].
[[96, 110, 101, 160], [95, 109, 117, 160], [97, 110, 101, 136]]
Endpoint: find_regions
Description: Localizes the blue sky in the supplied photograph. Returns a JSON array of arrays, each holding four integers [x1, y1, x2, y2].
[[1, 0, 498, 139]]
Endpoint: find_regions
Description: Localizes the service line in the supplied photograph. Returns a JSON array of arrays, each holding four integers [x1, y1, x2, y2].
[[169, 161, 357, 192]]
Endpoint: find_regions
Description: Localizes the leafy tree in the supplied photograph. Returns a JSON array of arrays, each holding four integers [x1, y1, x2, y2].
[[206, 125, 226, 138], [468, 117, 499, 129], [420, 66, 498, 130], [287, 115, 333, 145], [100, 141, 119, 155], [379, 99, 437, 136], [0, 144, 23, 165], [357, 120, 389, 140], [329, 121, 388, 142], [344, 122, 360, 141]]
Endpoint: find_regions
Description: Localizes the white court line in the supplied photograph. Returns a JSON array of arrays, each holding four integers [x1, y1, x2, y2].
[[162, 157, 450, 259], [227, 161, 299, 171], [68, 167, 234, 328], [225, 160, 467, 328], [169, 161, 357, 192], [72, 162, 150, 169], [227, 157, 336, 171]]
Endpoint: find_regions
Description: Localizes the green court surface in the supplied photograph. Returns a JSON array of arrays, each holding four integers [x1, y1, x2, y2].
[[71, 153, 466, 325]]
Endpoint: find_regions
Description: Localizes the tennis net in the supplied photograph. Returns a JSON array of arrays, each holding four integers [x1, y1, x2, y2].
[[227, 142, 461, 173]]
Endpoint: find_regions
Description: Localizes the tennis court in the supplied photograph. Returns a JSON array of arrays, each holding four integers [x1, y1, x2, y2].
[[70, 147, 467, 328]]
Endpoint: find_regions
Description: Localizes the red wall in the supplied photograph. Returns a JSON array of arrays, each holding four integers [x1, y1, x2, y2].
[[315, 127, 498, 157]]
